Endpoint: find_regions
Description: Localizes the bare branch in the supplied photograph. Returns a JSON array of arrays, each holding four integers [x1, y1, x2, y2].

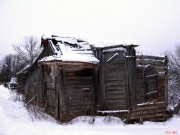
[[166, 43, 180, 106], [12, 35, 40, 65]]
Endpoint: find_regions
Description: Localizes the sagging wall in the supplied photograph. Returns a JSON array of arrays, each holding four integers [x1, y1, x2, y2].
[[23, 38, 168, 122], [136, 55, 168, 104], [59, 65, 97, 121], [42, 63, 98, 121], [43, 64, 57, 117], [130, 54, 168, 122], [24, 42, 54, 106], [25, 66, 44, 105]]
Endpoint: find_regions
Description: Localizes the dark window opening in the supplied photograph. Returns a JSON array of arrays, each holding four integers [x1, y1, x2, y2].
[[144, 65, 158, 101]]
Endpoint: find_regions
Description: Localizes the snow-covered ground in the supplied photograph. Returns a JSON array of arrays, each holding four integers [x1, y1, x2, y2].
[[0, 85, 179, 135]]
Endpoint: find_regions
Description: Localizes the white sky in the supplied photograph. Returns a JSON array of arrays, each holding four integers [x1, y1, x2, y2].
[[0, 0, 180, 59]]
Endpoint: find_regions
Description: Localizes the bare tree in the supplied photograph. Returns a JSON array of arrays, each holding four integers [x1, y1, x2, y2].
[[13, 36, 40, 65], [11, 54, 26, 76], [0, 54, 26, 83], [0, 55, 13, 83], [166, 43, 180, 106]]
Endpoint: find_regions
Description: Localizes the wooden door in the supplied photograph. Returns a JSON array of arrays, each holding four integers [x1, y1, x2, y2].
[[102, 50, 128, 110]]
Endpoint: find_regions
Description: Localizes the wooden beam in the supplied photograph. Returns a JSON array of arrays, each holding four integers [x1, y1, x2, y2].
[[126, 46, 137, 108]]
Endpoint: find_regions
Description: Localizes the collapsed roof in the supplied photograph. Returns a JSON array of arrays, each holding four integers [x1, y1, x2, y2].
[[19, 34, 140, 82], [39, 35, 99, 64]]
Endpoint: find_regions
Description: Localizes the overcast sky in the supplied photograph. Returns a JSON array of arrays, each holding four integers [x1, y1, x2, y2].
[[0, 0, 180, 59]]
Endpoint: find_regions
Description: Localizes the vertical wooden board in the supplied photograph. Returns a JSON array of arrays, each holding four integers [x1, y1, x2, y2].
[[102, 50, 128, 110], [24, 66, 44, 106], [58, 67, 65, 120], [63, 66, 96, 112], [55, 72, 59, 119], [55, 98, 58, 119], [42, 66, 46, 103], [100, 51, 105, 106], [46, 90, 56, 107], [164, 55, 168, 105], [39, 67, 43, 103], [126, 47, 137, 108]]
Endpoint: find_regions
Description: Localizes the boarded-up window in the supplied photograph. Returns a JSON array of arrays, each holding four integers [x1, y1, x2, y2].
[[144, 65, 158, 101]]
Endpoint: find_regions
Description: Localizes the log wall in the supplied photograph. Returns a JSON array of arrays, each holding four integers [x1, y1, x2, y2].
[[136, 55, 167, 104], [23, 42, 168, 122], [25, 66, 44, 105], [128, 55, 168, 122], [60, 66, 96, 120], [43, 64, 57, 117], [42, 63, 98, 121]]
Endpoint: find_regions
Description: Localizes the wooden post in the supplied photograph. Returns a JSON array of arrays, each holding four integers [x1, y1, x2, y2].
[[165, 56, 168, 106], [55, 64, 59, 119], [98, 49, 106, 109], [59, 67, 65, 121], [125, 45, 137, 108], [96, 48, 105, 109], [94, 65, 99, 108]]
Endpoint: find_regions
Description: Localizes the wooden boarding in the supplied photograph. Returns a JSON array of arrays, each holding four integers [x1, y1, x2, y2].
[[22, 36, 168, 123]]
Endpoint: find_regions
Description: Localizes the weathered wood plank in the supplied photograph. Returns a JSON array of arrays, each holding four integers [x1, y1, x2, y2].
[[68, 107, 95, 112], [142, 117, 167, 121], [104, 77, 126, 82], [105, 99, 127, 103], [65, 81, 94, 86], [105, 85, 126, 90], [65, 86, 94, 90], [105, 94, 126, 99], [136, 55, 166, 60], [65, 76, 93, 81], [47, 90, 56, 107], [105, 90, 126, 95], [126, 46, 137, 107], [130, 113, 166, 119], [104, 62, 125, 68], [131, 108, 166, 116], [65, 90, 94, 95], [71, 102, 95, 107], [46, 83, 55, 89], [65, 93, 95, 99], [132, 103, 166, 111], [104, 53, 125, 61], [104, 104, 127, 110], [55, 61, 98, 67], [104, 71, 126, 77], [46, 105, 56, 117], [136, 59, 166, 66], [105, 81, 126, 85]]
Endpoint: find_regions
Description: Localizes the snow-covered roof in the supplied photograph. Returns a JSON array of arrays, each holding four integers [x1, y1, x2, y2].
[[89, 40, 139, 48], [39, 35, 99, 64], [16, 65, 30, 75]]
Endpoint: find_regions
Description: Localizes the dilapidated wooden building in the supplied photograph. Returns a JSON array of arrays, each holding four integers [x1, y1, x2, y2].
[[91, 44, 168, 122], [20, 35, 168, 122], [22, 35, 99, 122]]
